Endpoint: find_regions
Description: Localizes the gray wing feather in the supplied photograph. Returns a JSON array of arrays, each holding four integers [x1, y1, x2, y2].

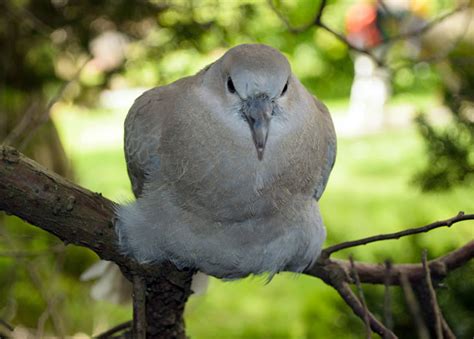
[[124, 88, 163, 198], [84, 90, 163, 306], [313, 99, 337, 201]]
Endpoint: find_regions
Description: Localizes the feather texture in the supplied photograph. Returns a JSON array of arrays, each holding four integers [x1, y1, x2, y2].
[[116, 44, 336, 279]]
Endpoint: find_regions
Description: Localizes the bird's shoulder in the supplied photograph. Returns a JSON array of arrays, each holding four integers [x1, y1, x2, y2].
[[123, 73, 205, 196], [311, 97, 337, 200], [125, 71, 202, 131], [123, 87, 168, 197]]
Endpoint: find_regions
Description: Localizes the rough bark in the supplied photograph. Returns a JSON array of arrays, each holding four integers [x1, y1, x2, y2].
[[0, 146, 193, 338]]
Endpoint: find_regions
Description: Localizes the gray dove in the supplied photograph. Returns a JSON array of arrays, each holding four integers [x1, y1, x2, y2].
[[116, 44, 336, 279]]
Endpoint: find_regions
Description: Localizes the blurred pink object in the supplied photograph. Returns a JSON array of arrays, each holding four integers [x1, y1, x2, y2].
[[346, 3, 381, 49]]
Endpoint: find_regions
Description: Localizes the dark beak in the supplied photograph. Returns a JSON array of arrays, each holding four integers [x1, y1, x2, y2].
[[242, 95, 273, 161]]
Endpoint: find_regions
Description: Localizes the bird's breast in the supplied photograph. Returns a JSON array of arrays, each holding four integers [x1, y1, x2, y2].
[[161, 132, 317, 223]]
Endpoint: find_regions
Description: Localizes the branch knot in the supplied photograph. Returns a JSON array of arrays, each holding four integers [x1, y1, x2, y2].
[[0, 146, 20, 163]]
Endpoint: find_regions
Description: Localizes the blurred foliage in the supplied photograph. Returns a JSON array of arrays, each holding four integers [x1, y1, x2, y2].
[[1, 0, 473, 337], [415, 39, 474, 190]]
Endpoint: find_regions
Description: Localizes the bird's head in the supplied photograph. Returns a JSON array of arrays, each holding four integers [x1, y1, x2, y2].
[[216, 44, 292, 160]]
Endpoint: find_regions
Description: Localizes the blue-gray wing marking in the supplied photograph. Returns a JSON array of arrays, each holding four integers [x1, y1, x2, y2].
[[124, 88, 162, 198]]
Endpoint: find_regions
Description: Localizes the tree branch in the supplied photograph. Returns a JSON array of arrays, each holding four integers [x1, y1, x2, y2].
[[266, 0, 319, 34], [96, 320, 132, 339], [381, 2, 470, 44], [0, 145, 170, 281], [400, 273, 430, 339], [0, 146, 193, 337], [349, 256, 372, 339], [327, 277, 396, 338], [1, 146, 472, 337], [323, 212, 473, 255], [3, 57, 89, 149], [1, 144, 473, 284], [303, 240, 473, 337], [383, 260, 393, 330], [0, 319, 14, 332], [421, 250, 443, 339], [268, 0, 471, 69], [0, 146, 122, 263], [302, 256, 396, 337], [266, 0, 382, 65], [307, 240, 474, 285]]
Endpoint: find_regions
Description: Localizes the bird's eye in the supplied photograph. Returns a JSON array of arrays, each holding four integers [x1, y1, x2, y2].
[[280, 80, 288, 96], [227, 77, 236, 94]]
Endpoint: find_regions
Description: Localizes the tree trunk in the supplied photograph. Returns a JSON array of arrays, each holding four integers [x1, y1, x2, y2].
[[143, 269, 193, 338]]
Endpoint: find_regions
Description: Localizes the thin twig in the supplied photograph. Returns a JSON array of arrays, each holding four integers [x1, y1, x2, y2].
[[319, 22, 384, 66], [330, 280, 397, 338], [2, 57, 90, 149], [323, 211, 472, 256], [308, 258, 396, 338], [381, 2, 470, 44], [267, 0, 385, 66], [31, 261, 66, 338], [400, 273, 430, 339], [378, 0, 395, 19], [32, 241, 67, 338], [0, 223, 66, 337], [314, 0, 327, 25], [266, 0, 316, 33], [269, 0, 470, 71], [383, 260, 393, 330], [96, 320, 132, 339], [0, 318, 14, 332], [392, 5, 472, 72], [422, 250, 443, 339], [440, 315, 456, 339], [350, 256, 372, 339], [21, 58, 89, 149], [2, 97, 41, 146], [3, 0, 53, 38]]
